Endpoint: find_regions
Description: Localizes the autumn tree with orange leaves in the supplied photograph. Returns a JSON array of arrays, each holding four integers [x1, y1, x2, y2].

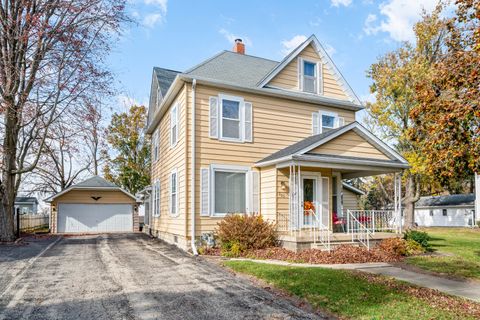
[[410, 1, 480, 187]]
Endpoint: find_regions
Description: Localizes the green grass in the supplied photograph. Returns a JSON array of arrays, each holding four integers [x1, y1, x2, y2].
[[406, 227, 480, 279], [225, 261, 472, 320]]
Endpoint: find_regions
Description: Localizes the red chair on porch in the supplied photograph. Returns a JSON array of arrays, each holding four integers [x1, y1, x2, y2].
[[332, 212, 346, 232]]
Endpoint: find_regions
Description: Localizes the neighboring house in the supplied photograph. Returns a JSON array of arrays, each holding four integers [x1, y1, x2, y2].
[[415, 194, 476, 227], [145, 35, 409, 251], [341, 183, 365, 214], [46, 176, 140, 233], [15, 197, 38, 215]]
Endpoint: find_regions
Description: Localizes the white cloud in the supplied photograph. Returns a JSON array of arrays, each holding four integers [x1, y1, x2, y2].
[[363, 13, 378, 35], [143, 13, 163, 28], [281, 35, 307, 55], [141, 0, 167, 29], [219, 29, 253, 47], [144, 0, 167, 13], [364, 0, 438, 42], [331, 0, 353, 7]]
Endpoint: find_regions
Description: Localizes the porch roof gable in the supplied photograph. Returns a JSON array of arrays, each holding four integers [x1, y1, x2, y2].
[[255, 122, 409, 168]]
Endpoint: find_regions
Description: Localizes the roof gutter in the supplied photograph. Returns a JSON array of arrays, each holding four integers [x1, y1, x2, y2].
[[146, 74, 364, 134], [190, 79, 198, 256]]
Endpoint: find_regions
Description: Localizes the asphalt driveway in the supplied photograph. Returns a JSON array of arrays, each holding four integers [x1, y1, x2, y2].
[[0, 233, 326, 320]]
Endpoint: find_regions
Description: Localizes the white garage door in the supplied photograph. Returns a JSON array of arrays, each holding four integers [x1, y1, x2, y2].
[[57, 203, 133, 233]]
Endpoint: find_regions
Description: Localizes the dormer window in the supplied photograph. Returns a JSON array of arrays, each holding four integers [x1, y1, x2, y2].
[[299, 58, 322, 94]]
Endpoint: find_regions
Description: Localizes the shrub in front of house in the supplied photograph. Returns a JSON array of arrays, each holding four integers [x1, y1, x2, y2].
[[405, 239, 425, 255], [404, 230, 431, 250], [378, 237, 425, 257], [216, 214, 277, 257]]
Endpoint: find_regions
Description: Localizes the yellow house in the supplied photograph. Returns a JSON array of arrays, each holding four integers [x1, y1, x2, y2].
[[144, 35, 408, 252]]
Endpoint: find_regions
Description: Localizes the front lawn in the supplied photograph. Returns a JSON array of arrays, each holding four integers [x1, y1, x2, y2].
[[225, 261, 478, 320], [406, 227, 480, 280]]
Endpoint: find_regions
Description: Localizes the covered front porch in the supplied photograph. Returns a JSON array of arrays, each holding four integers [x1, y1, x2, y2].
[[256, 122, 410, 251]]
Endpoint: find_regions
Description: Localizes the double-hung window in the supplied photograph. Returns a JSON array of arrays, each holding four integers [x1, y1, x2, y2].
[[209, 94, 252, 143], [212, 165, 248, 216], [170, 169, 178, 216], [170, 104, 178, 147], [220, 96, 242, 141], [311, 111, 344, 135], [300, 58, 322, 94]]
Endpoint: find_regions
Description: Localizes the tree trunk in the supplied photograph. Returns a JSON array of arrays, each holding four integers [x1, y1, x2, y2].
[[403, 172, 420, 229], [0, 101, 20, 242]]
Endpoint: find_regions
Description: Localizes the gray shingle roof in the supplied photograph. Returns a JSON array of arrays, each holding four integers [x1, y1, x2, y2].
[[154, 67, 180, 97], [75, 176, 118, 188], [15, 197, 38, 204], [185, 51, 279, 88], [416, 194, 475, 207], [257, 125, 346, 164]]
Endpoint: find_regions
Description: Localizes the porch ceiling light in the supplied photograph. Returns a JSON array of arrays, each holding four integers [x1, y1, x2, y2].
[[281, 181, 288, 191]]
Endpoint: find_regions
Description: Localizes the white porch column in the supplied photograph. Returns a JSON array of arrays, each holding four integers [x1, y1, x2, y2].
[[475, 173, 480, 225]]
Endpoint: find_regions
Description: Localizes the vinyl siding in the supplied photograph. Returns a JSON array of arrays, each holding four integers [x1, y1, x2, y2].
[[309, 131, 390, 160], [150, 84, 188, 238], [54, 190, 135, 204], [342, 188, 360, 212], [268, 44, 349, 101], [260, 166, 277, 222], [189, 84, 354, 236]]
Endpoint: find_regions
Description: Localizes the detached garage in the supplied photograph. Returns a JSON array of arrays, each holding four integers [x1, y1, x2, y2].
[[47, 176, 139, 234]]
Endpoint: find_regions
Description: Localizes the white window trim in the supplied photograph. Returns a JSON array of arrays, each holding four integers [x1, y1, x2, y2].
[[153, 130, 159, 162], [153, 179, 160, 217], [299, 58, 322, 95], [210, 164, 250, 217], [170, 103, 179, 148], [218, 94, 245, 143], [320, 111, 338, 133], [170, 169, 178, 216]]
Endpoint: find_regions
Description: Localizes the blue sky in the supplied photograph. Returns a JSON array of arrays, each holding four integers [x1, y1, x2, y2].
[[110, 0, 440, 115]]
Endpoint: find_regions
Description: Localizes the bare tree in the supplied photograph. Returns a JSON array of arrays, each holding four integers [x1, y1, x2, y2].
[[0, 0, 129, 241]]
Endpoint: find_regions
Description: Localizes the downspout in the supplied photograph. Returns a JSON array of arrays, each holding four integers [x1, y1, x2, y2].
[[190, 79, 198, 255]]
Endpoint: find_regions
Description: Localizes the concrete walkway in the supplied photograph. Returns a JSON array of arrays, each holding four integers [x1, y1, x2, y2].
[[230, 258, 480, 302]]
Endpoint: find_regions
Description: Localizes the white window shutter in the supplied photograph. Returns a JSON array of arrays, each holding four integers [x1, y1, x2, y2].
[[209, 97, 218, 139], [244, 102, 252, 142], [298, 57, 304, 91], [169, 174, 173, 214], [251, 171, 259, 214], [335, 117, 345, 128], [176, 103, 180, 136], [312, 112, 320, 135], [200, 168, 210, 216]]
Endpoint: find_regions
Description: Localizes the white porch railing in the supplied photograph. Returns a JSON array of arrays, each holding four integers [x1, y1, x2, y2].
[[310, 209, 331, 251], [276, 209, 331, 251], [347, 210, 373, 249], [346, 210, 400, 234]]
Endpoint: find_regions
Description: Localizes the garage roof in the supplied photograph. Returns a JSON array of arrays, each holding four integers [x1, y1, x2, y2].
[[45, 176, 138, 203]]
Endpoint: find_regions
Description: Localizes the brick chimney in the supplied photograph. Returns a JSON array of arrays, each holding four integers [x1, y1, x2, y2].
[[232, 38, 245, 54]]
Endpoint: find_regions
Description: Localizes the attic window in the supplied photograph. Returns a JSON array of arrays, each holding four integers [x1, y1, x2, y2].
[[300, 58, 322, 94]]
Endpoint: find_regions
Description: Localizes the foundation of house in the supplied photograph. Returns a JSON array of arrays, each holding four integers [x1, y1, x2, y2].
[[278, 232, 400, 252]]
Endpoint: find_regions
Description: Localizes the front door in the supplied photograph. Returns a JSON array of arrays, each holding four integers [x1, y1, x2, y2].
[[302, 177, 318, 226]]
